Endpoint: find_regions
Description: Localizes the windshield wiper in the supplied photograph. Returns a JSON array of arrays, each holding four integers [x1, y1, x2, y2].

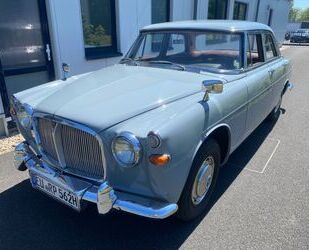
[[146, 60, 186, 71], [119, 57, 140, 65]]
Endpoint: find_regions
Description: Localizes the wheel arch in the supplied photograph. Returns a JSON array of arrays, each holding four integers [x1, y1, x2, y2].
[[192, 124, 232, 167], [282, 79, 290, 96]]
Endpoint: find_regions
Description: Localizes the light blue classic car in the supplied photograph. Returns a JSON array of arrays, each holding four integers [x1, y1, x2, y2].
[[12, 21, 292, 221]]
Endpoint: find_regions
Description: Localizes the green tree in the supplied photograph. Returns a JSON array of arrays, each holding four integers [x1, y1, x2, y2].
[[82, 16, 111, 46], [299, 8, 309, 21], [289, 8, 301, 21], [289, 0, 309, 22]]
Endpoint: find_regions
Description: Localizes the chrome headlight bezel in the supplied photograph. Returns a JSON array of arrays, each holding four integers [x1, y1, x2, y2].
[[11, 96, 34, 133], [112, 132, 142, 168]]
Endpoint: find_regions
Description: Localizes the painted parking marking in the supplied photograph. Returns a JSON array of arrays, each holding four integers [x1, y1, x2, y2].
[[280, 46, 290, 51], [228, 137, 281, 174]]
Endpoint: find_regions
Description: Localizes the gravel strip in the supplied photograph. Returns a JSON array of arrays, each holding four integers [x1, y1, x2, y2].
[[0, 133, 24, 155]]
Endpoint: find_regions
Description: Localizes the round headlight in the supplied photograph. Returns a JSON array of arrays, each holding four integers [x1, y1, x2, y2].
[[112, 132, 142, 167], [16, 103, 33, 130], [11, 96, 33, 133]]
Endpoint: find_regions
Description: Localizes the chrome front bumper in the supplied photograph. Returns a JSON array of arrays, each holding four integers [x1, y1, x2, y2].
[[14, 142, 178, 219]]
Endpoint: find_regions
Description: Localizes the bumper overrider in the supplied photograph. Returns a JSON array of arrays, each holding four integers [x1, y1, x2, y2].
[[14, 142, 178, 219]]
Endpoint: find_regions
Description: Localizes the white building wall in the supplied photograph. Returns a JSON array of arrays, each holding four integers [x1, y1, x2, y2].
[[196, 0, 209, 20], [257, 0, 290, 43], [46, 0, 152, 79], [227, 0, 258, 21], [0, 95, 4, 116], [118, 0, 151, 56], [45, 0, 289, 81], [171, 0, 194, 21]]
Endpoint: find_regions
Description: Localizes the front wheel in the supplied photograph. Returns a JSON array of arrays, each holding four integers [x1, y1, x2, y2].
[[177, 139, 221, 221]]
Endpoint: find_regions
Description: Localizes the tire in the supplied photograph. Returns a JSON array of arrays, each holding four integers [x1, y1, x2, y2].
[[267, 95, 282, 122], [177, 138, 221, 221], [15, 161, 27, 171]]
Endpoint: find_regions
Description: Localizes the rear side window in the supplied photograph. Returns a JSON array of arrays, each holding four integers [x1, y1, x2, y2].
[[263, 34, 278, 60], [247, 33, 264, 67]]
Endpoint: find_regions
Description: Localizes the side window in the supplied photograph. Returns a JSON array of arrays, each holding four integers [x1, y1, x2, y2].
[[263, 34, 278, 60], [247, 33, 264, 67], [166, 34, 185, 56]]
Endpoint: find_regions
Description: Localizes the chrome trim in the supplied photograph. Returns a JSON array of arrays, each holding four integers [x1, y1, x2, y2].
[[14, 142, 31, 170], [287, 82, 294, 90], [191, 156, 215, 205], [32, 112, 107, 182], [202, 80, 224, 102], [97, 182, 117, 214], [13, 142, 178, 219], [112, 131, 142, 168], [113, 200, 178, 219]]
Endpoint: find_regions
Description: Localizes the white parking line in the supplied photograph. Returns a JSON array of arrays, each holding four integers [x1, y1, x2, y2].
[[229, 138, 281, 174], [280, 46, 290, 51], [246, 139, 280, 174]]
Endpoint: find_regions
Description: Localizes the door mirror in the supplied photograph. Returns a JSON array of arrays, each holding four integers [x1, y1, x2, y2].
[[62, 63, 70, 81], [202, 80, 224, 101]]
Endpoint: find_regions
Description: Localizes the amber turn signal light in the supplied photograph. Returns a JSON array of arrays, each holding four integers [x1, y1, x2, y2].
[[149, 154, 171, 166]]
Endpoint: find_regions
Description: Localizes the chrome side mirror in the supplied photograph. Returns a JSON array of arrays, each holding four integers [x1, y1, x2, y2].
[[202, 80, 224, 102]]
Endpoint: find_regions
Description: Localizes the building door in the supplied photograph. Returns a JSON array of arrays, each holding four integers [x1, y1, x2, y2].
[[0, 0, 54, 117]]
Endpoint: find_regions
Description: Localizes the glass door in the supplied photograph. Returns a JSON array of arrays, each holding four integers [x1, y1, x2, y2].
[[0, 0, 55, 116]]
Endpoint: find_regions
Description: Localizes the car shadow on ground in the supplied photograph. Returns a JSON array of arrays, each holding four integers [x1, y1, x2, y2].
[[0, 118, 280, 249]]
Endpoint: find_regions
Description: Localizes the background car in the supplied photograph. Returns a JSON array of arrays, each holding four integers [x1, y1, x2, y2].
[[290, 29, 309, 43]]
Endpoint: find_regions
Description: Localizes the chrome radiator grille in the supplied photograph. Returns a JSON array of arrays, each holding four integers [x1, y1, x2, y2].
[[36, 118, 105, 179], [60, 125, 105, 178], [38, 119, 58, 161]]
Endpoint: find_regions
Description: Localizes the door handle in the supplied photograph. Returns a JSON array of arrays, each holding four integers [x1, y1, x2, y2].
[[45, 44, 51, 61], [268, 69, 275, 78]]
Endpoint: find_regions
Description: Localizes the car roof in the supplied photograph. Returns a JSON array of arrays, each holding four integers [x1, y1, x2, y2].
[[141, 20, 272, 33]]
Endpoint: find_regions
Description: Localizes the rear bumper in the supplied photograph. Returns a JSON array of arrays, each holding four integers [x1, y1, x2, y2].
[[14, 142, 178, 219]]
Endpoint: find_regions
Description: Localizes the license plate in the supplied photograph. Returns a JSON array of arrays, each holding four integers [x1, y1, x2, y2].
[[32, 175, 80, 210]]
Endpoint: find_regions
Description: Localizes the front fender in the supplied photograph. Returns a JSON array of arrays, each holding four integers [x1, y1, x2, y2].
[[101, 93, 215, 203]]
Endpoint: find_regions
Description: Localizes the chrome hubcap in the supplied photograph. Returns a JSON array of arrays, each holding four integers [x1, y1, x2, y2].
[[191, 156, 215, 205]]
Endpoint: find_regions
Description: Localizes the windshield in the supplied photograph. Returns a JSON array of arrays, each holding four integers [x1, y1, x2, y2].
[[123, 30, 243, 73]]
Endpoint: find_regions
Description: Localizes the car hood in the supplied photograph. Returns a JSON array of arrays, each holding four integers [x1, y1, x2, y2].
[[15, 64, 222, 132]]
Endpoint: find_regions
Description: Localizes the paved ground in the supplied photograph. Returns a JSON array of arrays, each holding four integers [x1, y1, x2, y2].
[[0, 46, 309, 250]]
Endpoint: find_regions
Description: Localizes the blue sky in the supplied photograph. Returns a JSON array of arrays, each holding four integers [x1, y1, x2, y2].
[[294, 0, 309, 9]]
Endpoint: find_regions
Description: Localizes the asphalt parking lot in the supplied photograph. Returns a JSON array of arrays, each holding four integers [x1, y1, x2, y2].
[[0, 45, 309, 249]]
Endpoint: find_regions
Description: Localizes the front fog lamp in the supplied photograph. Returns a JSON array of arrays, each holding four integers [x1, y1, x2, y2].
[[112, 132, 142, 167]]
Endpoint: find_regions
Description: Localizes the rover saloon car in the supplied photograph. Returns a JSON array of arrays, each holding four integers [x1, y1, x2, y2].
[[12, 21, 292, 221]]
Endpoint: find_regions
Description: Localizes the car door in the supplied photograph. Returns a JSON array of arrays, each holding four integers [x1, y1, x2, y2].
[[245, 32, 274, 136], [263, 32, 286, 109]]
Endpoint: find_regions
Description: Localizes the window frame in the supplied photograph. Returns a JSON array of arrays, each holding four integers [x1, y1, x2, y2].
[[208, 0, 228, 20], [233, 1, 248, 20], [246, 32, 265, 69], [126, 29, 245, 74], [151, 0, 170, 24], [268, 9, 273, 26], [262, 32, 280, 62], [80, 0, 122, 60], [244, 30, 281, 71]]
